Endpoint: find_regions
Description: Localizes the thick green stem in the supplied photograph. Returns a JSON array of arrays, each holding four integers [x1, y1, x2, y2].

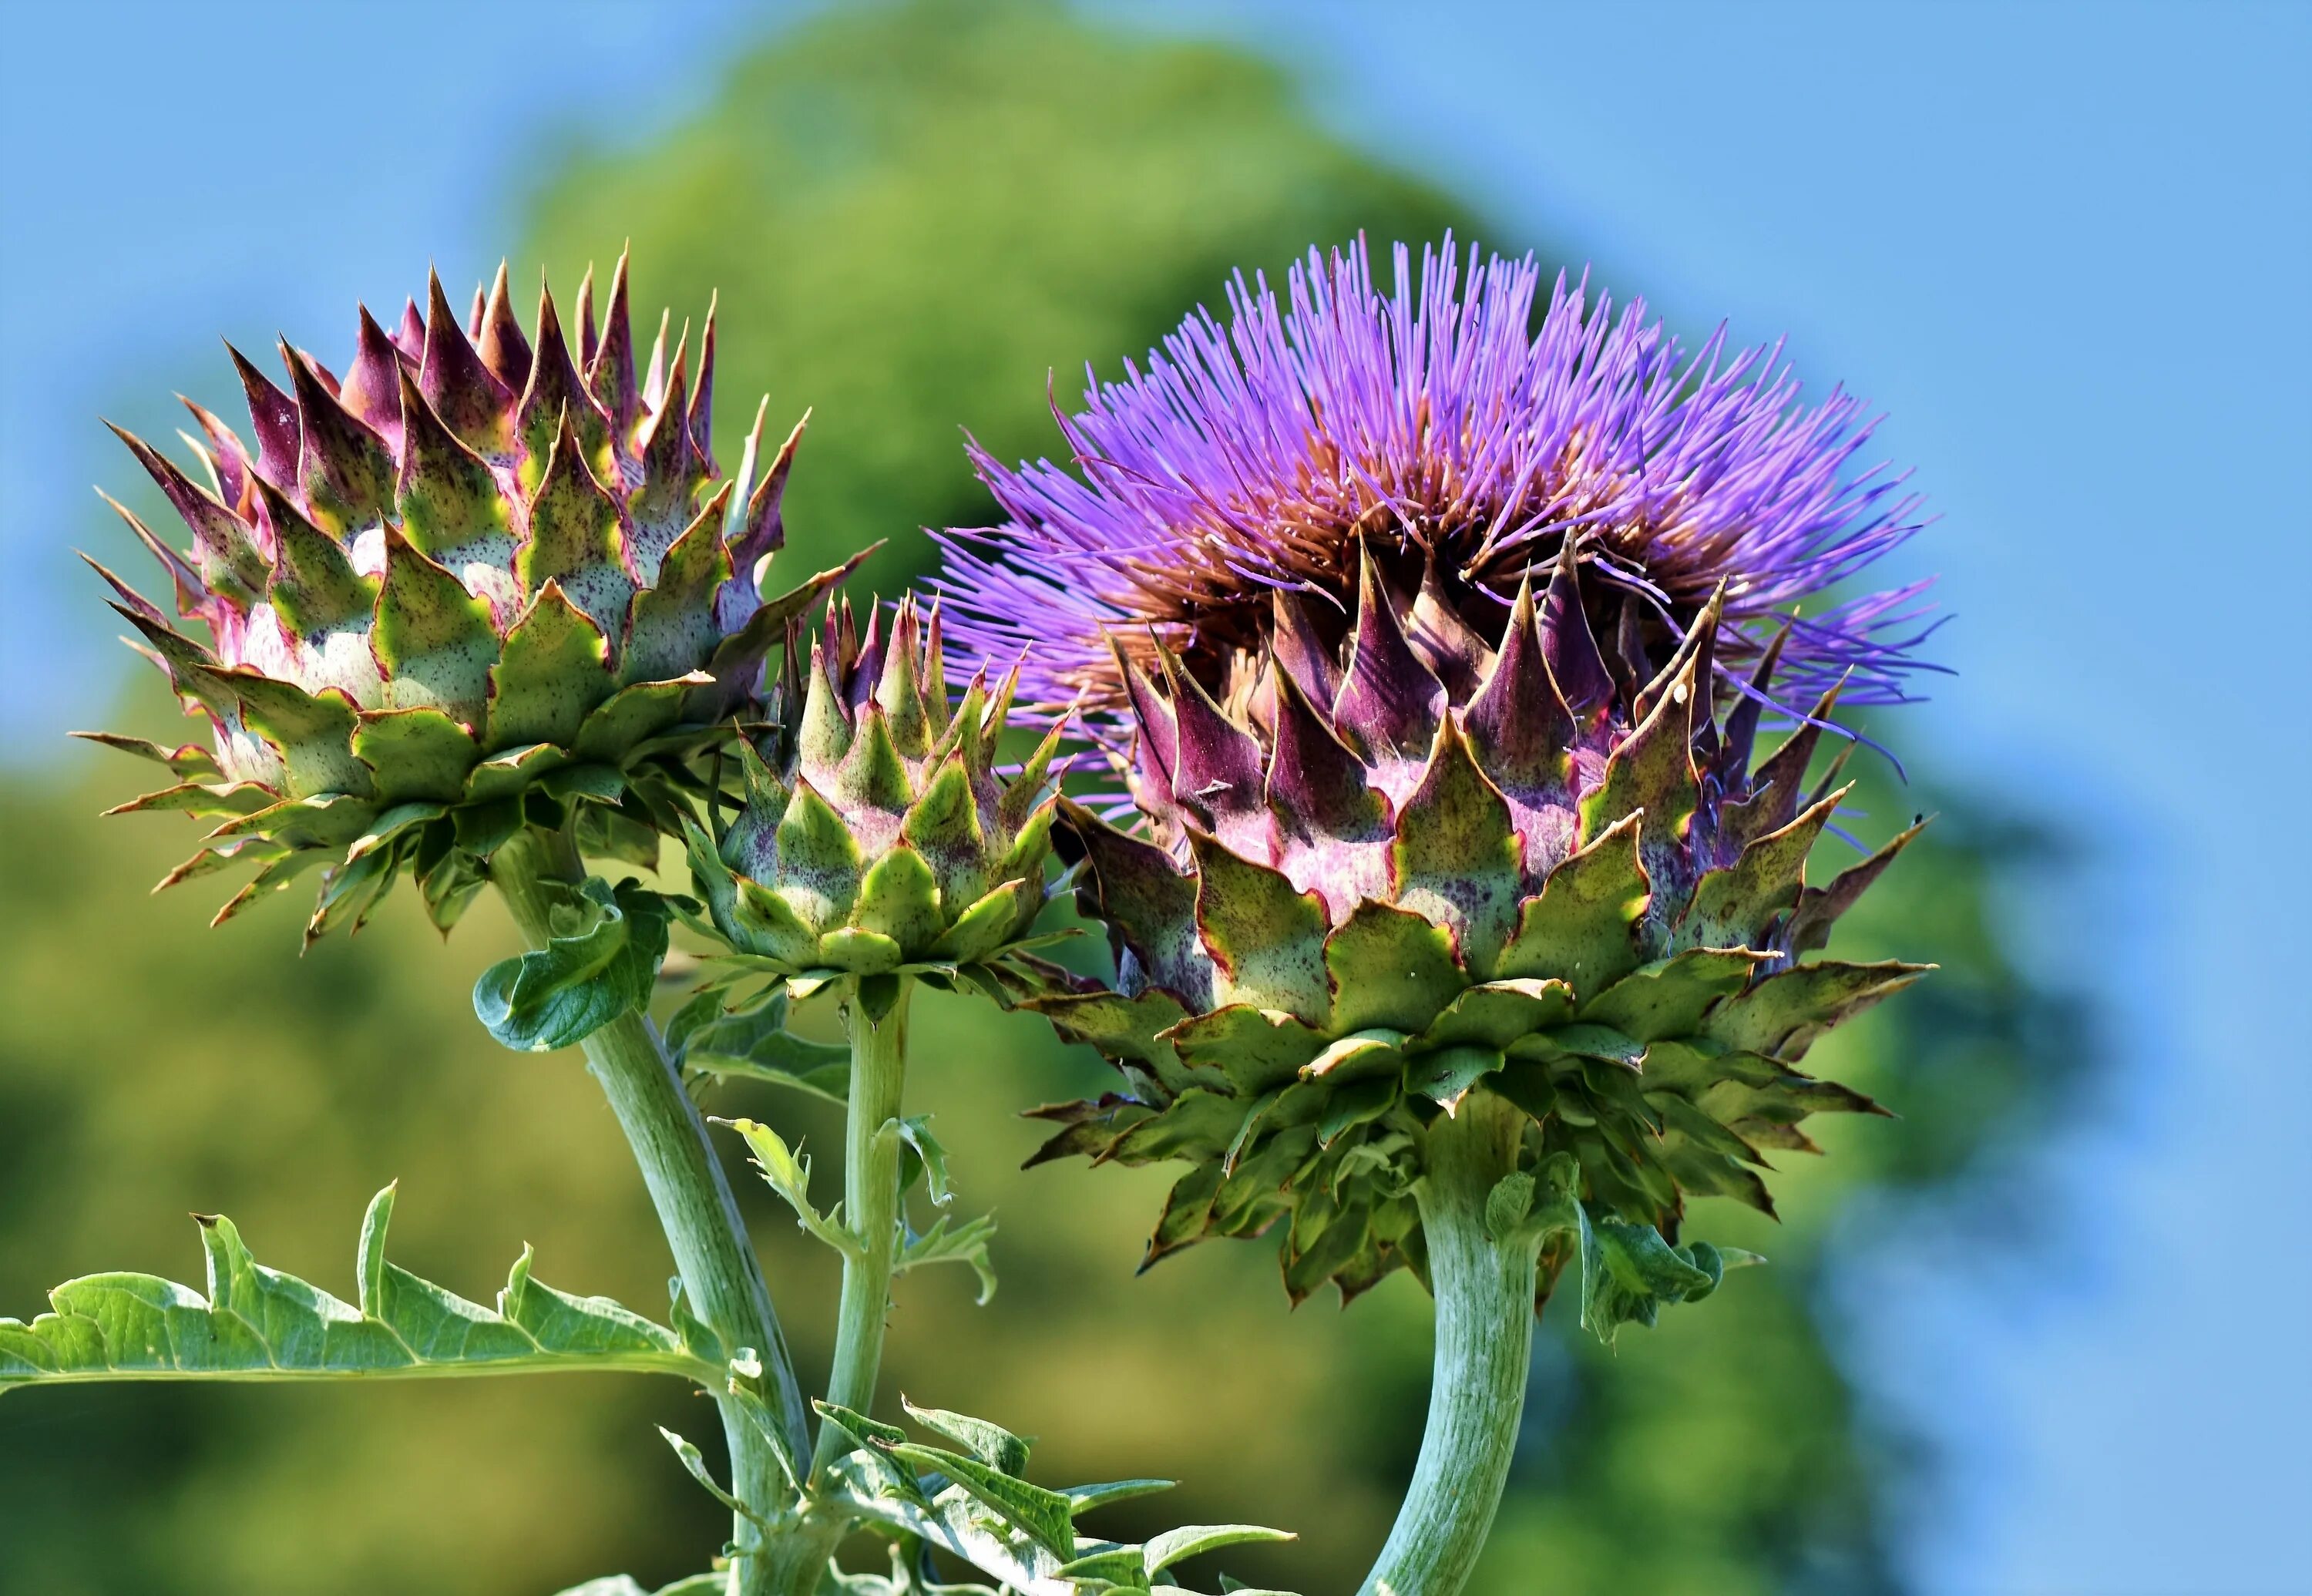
[[755, 975, 915, 1593], [491, 828, 808, 1595], [1359, 1091, 1539, 1596]]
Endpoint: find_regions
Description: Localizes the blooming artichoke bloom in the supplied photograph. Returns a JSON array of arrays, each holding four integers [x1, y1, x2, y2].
[[684, 593, 1064, 989], [86, 254, 850, 938], [938, 237, 1934, 745], [943, 240, 1932, 1311]]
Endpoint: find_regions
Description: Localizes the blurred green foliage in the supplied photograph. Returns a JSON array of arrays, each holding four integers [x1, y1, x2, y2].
[[0, 2, 2088, 1592]]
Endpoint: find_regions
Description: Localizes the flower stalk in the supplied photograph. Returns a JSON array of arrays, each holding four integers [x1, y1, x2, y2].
[[1359, 1090, 1540, 1596], [751, 976, 916, 1593], [490, 825, 807, 1594], [818, 976, 913, 1472]]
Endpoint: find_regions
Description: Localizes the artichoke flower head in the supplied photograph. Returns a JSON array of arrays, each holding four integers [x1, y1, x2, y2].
[[86, 254, 855, 939], [682, 591, 1067, 1003], [940, 238, 1936, 1316]]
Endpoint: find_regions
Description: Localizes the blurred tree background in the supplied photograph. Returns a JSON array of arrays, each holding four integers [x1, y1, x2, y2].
[[0, 2, 2090, 1592]]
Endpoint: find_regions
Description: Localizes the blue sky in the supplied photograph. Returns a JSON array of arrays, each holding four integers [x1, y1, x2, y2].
[[3, 2, 2305, 1591]]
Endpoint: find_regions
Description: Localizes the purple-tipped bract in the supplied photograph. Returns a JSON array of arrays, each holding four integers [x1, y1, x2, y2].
[[84, 252, 855, 938]]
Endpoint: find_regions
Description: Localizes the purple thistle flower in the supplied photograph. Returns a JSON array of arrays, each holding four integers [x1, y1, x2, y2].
[[936, 235, 1937, 741]]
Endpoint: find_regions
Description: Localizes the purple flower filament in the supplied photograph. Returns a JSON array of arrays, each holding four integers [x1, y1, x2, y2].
[[938, 235, 1937, 743]]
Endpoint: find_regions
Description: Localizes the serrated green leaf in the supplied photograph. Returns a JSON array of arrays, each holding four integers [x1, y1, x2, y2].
[[814, 1398, 911, 1449], [1702, 958, 1932, 1059], [203, 667, 371, 800], [346, 800, 448, 863], [1164, 1005, 1326, 1097], [1413, 978, 1575, 1050], [898, 1211, 1000, 1305], [1577, 663, 1700, 854], [1054, 1546, 1149, 1586], [352, 706, 481, 805], [821, 1450, 1054, 1591], [1316, 1077, 1396, 1147], [1408, 1044, 1501, 1111], [1144, 1160, 1226, 1269], [1302, 1028, 1406, 1084], [1027, 989, 1193, 1083], [901, 1396, 1031, 1477], [374, 531, 500, 727], [1677, 787, 1843, 950], [1390, 717, 1521, 971], [714, 1117, 855, 1258], [1525, 1022, 1645, 1069], [463, 740, 572, 805], [886, 1441, 1075, 1557], [659, 1422, 776, 1530], [573, 674, 707, 763], [0, 1188, 714, 1396], [1111, 1089, 1248, 1166]]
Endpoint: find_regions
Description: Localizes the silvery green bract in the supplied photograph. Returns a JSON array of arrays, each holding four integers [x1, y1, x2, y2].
[[86, 253, 852, 939]]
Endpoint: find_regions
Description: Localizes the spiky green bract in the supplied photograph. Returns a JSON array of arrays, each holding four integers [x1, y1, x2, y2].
[[85, 252, 855, 941], [684, 592, 1065, 996], [1027, 550, 1926, 1315]]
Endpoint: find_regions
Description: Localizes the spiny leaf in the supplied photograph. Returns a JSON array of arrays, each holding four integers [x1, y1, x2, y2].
[[714, 1117, 856, 1258], [899, 1211, 1000, 1305], [902, 1396, 1030, 1477], [0, 1188, 714, 1396], [658, 1423, 774, 1528]]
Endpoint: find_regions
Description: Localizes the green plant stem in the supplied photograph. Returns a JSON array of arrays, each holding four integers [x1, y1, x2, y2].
[[1359, 1090, 1539, 1596], [817, 976, 913, 1469], [756, 974, 915, 1593], [491, 827, 808, 1595]]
